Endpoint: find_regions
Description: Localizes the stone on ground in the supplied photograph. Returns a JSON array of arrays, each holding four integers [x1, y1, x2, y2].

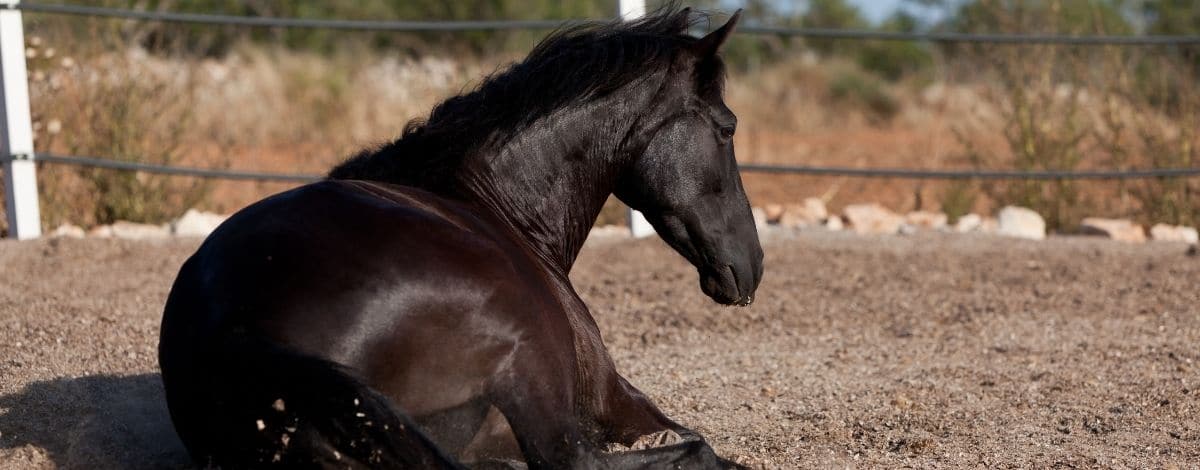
[[779, 198, 828, 228], [843, 203, 905, 235], [108, 222, 171, 240], [954, 213, 982, 233], [1149, 223, 1199, 244], [763, 204, 785, 224], [1080, 218, 1146, 243], [906, 211, 948, 231], [825, 215, 844, 231], [751, 207, 768, 229], [588, 225, 631, 240], [996, 206, 1045, 240], [171, 209, 227, 238], [48, 224, 86, 239]]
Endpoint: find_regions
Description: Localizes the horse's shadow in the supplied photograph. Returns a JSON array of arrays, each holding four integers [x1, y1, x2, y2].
[[0, 373, 192, 469]]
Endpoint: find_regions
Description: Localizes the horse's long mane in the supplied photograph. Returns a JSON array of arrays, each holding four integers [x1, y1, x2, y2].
[[328, 6, 703, 194]]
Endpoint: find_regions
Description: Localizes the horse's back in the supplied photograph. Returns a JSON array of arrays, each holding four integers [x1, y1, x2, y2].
[[165, 178, 546, 358], [160, 179, 569, 465]]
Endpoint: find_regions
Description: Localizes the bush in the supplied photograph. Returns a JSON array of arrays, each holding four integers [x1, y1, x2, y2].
[[32, 50, 210, 227], [857, 42, 933, 82], [828, 68, 898, 121]]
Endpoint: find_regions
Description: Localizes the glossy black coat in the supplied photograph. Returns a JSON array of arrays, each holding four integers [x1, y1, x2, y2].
[[159, 8, 762, 469]]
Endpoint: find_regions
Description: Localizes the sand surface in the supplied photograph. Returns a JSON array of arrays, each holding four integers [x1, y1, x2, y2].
[[1, 232, 1197, 468]]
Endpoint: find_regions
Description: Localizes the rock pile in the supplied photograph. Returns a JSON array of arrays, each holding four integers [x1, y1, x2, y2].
[[49, 210, 228, 241], [843, 203, 905, 235], [1080, 218, 1146, 243], [748, 200, 1197, 246], [37, 205, 1200, 247]]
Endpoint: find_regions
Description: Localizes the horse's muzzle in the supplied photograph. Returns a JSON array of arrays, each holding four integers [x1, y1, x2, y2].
[[700, 262, 757, 307]]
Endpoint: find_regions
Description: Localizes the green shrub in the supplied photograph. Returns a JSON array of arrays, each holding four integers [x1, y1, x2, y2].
[[858, 42, 933, 82], [828, 69, 898, 121], [939, 180, 977, 223]]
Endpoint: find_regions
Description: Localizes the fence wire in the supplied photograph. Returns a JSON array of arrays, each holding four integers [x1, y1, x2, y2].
[[737, 163, 1200, 180], [14, 154, 321, 182], [9, 2, 1200, 45], [6, 154, 1199, 182], [9, 2, 570, 32], [5, 2, 1200, 182]]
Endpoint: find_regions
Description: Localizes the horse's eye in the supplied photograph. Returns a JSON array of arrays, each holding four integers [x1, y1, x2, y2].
[[719, 126, 735, 139]]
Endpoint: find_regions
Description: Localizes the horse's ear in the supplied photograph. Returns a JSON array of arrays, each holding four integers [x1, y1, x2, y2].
[[695, 10, 741, 56]]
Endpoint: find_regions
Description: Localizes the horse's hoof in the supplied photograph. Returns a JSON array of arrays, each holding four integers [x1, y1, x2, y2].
[[605, 429, 684, 452]]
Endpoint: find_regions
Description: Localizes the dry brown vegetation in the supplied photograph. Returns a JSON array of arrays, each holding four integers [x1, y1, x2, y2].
[[4, 22, 1198, 232]]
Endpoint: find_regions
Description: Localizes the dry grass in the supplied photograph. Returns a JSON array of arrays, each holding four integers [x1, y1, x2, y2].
[[22, 42, 505, 226], [944, 41, 1200, 230], [4, 32, 1196, 231]]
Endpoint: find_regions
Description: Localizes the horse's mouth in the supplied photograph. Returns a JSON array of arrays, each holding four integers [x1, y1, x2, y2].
[[700, 264, 754, 307]]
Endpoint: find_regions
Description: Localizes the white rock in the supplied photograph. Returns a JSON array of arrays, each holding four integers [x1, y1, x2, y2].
[[171, 209, 227, 238], [905, 211, 948, 231], [954, 213, 983, 233], [88, 225, 114, 238], [843, 203, 905, 235], [48, 223, 85, 238], [824, 215, 844, 231], [803, 197, 829, 221], [110, 221, 171, 240], [1079, 218, 1146, 243], [751, 207, 768, 229], [996, 206, 1046, 240], [980, 217, 999, 233], [588, 225, 631, 240], [763, 204, 785, 224], [779, 198, 828, 228], [1149, 224, 1199, 244]]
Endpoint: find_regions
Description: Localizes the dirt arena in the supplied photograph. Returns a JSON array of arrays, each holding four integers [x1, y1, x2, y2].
[[0, 231, 1197, 468]]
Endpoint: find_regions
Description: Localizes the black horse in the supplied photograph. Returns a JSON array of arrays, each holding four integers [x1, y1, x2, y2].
[[159, 7, 762, 469]]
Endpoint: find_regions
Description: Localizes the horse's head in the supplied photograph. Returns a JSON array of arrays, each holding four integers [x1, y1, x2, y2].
[[615, 11, 763, 307]]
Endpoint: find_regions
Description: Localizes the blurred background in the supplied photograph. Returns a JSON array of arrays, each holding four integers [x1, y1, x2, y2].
[[12, 0, 1200, 232]]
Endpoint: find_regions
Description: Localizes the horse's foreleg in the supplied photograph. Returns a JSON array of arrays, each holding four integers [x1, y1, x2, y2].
[[590, 372, 748, 469], [485, 346, 598, 469], [595, 373, 694, 445], [489, 370, 741, 470]]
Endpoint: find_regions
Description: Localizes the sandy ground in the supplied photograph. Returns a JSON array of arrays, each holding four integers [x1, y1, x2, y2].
[[0, 231, 1197, 469]]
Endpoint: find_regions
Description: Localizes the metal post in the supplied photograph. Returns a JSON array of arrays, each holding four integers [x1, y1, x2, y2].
[[618, 0, 646, 20], [1, 0, 40, 239], [618, 0, 655, 238]]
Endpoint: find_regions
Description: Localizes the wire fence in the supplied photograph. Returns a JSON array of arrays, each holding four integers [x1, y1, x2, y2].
[[10, 2, 1200, 45], [8, 2, 570, 32], [6, 153, 1200, 182], [7, 1, 1200, 183], [10, 153, 321, 182]]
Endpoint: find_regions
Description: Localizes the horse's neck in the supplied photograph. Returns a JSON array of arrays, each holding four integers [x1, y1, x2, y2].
[[456, 93, 646, 274]]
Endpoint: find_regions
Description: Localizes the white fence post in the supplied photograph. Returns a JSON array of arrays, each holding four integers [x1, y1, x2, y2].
[[1, 0, 40, 239], [618, 0, 646, 20], [618, 0, 655, 238]]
